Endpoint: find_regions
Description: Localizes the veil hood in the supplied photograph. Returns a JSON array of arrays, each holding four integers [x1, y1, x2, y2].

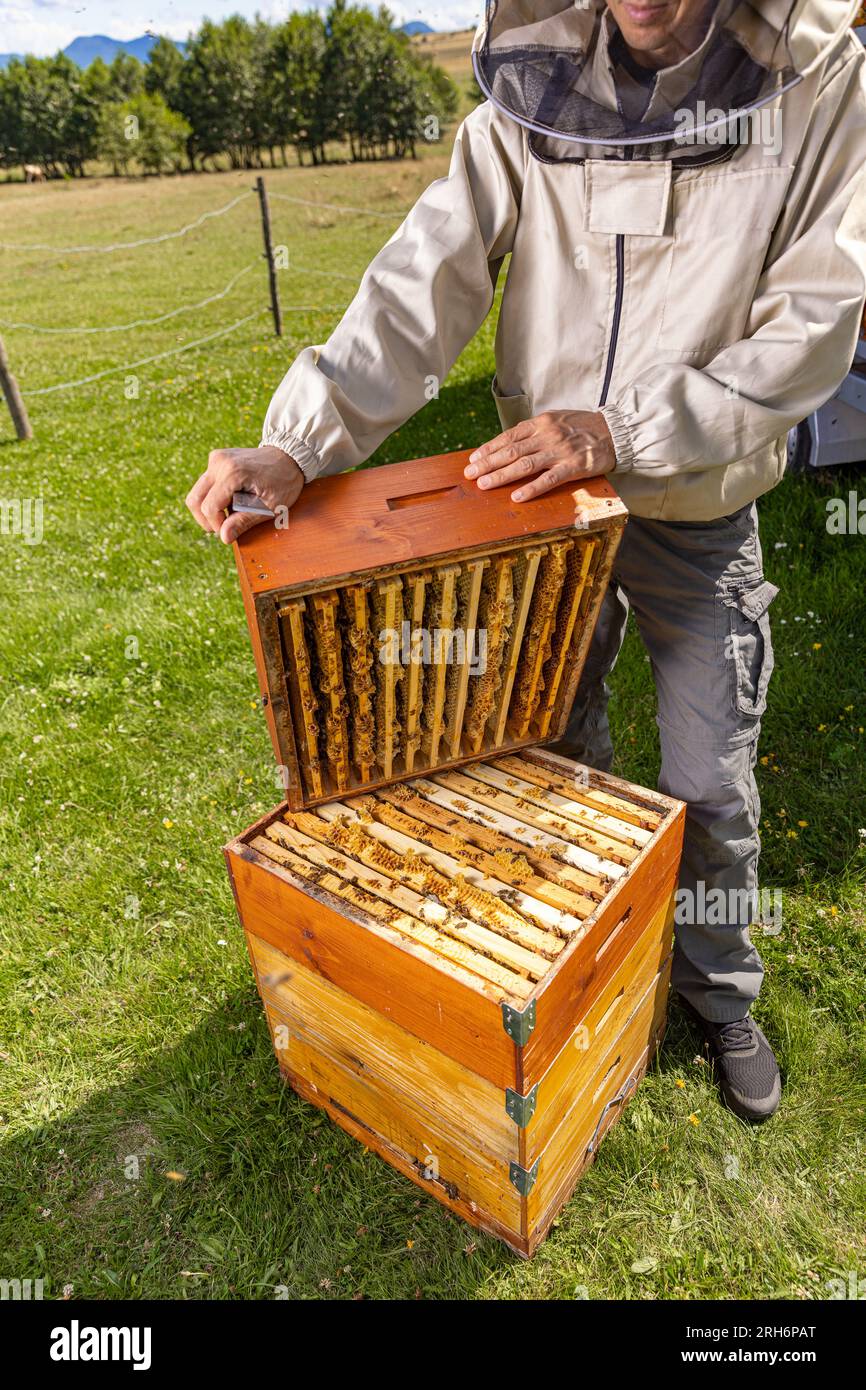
[[471, 0, 861, 154]]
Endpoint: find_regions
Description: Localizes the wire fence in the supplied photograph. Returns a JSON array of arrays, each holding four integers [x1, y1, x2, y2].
[[269, 191, 409, 220], [0, 179, 408, 403], [0, 262, 259, 335], [23, 309, 270, 396], [0, 189, 255, 254]]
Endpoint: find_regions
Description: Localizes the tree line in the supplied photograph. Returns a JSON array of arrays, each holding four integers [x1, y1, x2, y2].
[[0, 4, 459, 178]]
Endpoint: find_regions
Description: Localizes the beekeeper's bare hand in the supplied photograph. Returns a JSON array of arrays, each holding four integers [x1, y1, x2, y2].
[[186, 446, 305, 544], [464, 411, 615, 502]]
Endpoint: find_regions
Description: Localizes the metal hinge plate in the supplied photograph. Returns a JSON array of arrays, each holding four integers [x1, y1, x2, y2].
[[501, 999, 536, 1045], [505, 1084, 539, 1128], [509, 1159, 540, 1197]]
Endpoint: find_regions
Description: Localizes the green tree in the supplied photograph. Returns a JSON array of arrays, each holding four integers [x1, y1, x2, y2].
[[0, 11, 457, 179], [0, 66, 21, 172], [265, 13, 327, 165], [136, 93, 191, 174], [83, 57, 114, 111], [144, 36, 185, 111], [179, 17, 265, 170], [317, 4, 456, 164], [107, 52, 145, 100], [317, 1, 359, 163], [144, 36, 193, 168], [62, 53, 104, 175], [96, 99, 137, 176], [0, 54, 98, 177], [96, 92, 190, 176]]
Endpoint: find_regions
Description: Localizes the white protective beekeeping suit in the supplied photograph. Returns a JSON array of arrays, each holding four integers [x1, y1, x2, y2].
[[261, 0, 866, 521]]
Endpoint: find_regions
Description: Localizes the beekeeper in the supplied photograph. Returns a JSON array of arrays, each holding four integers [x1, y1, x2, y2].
[[187, 1, 866, 1122]]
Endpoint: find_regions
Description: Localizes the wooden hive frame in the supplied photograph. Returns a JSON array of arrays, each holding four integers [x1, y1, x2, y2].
[[233, 450, 627, 810], [225, 747, 685, 1256]]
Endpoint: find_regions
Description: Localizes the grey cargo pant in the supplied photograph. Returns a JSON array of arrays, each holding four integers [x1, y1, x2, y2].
[[551, 504, 778, 1023]]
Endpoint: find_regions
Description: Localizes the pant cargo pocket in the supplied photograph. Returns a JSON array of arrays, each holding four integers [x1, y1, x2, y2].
[[719, 577, 778, 719]]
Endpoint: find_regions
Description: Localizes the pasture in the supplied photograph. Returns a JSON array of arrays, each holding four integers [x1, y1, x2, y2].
[[0, 135, 864, 1300]]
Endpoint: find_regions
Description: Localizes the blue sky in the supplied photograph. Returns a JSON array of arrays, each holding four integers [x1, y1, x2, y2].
[[1, 1, 482, 57]]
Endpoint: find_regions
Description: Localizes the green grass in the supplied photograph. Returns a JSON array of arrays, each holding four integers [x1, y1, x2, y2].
[[0, 159, 864, 1302]]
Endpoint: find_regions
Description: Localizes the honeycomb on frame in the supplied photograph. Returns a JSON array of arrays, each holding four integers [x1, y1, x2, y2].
[[232, 449, 627, 810]]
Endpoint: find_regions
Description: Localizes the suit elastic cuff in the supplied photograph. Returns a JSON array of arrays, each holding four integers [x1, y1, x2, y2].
[[259, 430, 323, 483], [600, 403, 637, 475]]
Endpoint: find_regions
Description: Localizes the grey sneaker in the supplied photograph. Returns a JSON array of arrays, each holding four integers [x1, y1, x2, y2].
[[682, 1005, 781, 1122]]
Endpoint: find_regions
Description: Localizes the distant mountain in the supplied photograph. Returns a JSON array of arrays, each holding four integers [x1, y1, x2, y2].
[[0, 35, 185, 70], [401, 22, 435, 35], [63, 34, 185, 67]]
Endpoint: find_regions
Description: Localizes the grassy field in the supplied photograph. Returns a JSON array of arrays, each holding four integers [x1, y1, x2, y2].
[[414, 26, 478, 85], [0, 131, 864, 1302]]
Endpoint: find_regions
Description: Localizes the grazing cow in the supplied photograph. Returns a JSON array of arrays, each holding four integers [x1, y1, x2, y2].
[[23, 164, 45, 183]]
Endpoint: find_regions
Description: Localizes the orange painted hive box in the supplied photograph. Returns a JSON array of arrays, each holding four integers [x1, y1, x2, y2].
[[225, 451, 685, 1256]]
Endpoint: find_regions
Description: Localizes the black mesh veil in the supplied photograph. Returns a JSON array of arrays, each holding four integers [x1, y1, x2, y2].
[[472, 1, 858, 160]]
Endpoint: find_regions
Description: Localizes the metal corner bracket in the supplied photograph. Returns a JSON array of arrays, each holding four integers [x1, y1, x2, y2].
[[501, 998, 536, 1045], [509, 1159, 540, 1197], [505, 1084, 539, 1128]]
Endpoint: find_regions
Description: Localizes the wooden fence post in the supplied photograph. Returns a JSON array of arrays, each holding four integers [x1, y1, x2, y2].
[[256, 176, 283, 338], [0, 334, 33, 440]]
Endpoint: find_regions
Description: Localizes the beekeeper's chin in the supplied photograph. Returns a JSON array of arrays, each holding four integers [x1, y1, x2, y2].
[[604, 0, 716, 66]]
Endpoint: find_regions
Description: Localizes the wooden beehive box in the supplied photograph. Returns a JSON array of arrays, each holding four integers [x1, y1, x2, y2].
[[225, 449, 685, 1255], [226, 748, 684, 1256], [233, 450, 627, 809]]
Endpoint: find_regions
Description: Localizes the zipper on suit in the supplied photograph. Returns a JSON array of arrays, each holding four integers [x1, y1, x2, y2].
[[597, 140, 634, 412], [598, 232, 624, 408]]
